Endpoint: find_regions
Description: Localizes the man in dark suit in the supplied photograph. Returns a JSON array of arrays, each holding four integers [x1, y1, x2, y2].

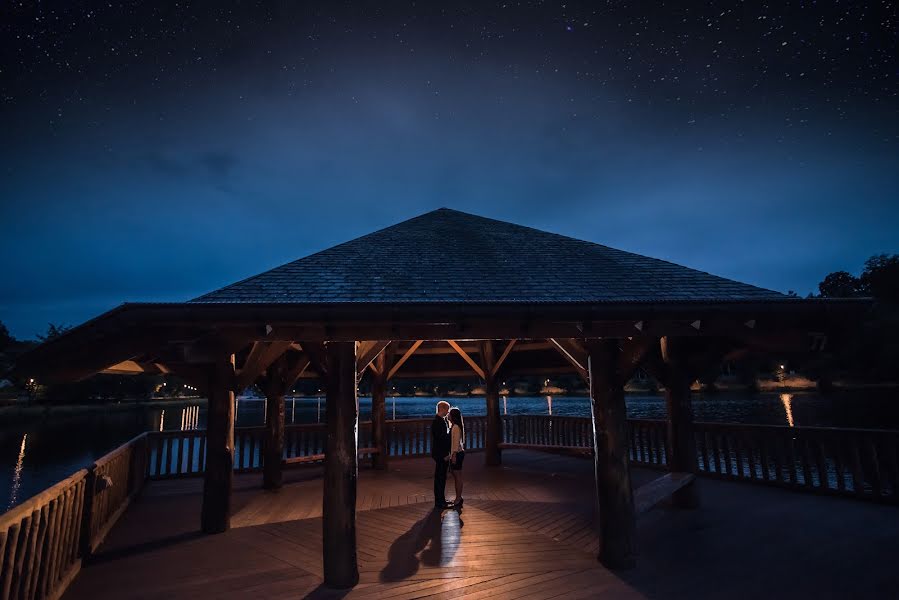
[[431, 401, 452, 508]]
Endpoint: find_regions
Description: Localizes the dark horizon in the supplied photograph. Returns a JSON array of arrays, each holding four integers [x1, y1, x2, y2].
[[2, 2, 897, 339]]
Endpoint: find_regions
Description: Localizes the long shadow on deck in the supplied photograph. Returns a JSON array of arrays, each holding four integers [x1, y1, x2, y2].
[[380, 506, 463, 582]]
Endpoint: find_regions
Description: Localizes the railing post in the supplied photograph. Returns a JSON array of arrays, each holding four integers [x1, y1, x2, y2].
[[79, 467, 97, 558]]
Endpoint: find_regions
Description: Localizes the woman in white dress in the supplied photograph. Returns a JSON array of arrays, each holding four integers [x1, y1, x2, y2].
[[447, 407, 465, 507]]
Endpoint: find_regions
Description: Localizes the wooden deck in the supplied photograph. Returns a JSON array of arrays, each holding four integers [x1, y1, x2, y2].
[[63, 450, 899, 599]]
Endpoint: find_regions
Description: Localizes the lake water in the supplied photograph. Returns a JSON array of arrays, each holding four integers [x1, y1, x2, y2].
[[2, 391, 897, 512]]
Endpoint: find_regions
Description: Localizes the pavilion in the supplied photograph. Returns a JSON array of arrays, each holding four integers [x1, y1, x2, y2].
[[16, 208, 861, 588]]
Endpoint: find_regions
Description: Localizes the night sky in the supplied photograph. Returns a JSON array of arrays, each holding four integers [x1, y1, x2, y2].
[[1, 2, 897, 339]]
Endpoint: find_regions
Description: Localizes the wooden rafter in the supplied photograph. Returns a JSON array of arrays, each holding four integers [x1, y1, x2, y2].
[[356, 341, 391, 376], [387, 340, 423, 380], [447, 340, 486, 379], [235, 341, 292, 392], [491, 339, 517, 377], [548, 338, 589, 382], [617, 338, 654, 382], [299, 342, 328, 377]]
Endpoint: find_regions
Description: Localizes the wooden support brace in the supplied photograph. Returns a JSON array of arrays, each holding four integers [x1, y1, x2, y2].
[[446, 340, 486, 379], [549, 338, 589, 382], [387, 340, 423, 380]]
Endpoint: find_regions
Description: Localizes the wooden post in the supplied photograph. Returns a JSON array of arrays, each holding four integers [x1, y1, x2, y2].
[[586, 339, 637, 569], [322, 341, 359, 588], [263, 391, 285, 489], [485, 377, 501, 465], [481, 341, 502, 466], [661, 336, 700, 508], [201, 356, 235, 534], [371, 352, 388, 470]]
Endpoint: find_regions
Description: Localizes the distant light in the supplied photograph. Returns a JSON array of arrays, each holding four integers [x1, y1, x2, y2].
[[780, 365, 785, 370]]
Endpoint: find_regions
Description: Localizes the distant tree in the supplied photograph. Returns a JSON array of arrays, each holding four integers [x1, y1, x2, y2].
[[37, 323, 72, 342], [818, 271, 864, 298], [0, 321, 12, 351], [860, 254, 899, 303]]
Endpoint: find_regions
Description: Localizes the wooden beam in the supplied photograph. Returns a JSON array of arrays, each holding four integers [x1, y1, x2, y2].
[[586, 339, 637, 569], [299, 342, 328, 378], [370, 352, 388, 470], [234, 341, 292, 392], [387, 340, 423, 380], [356, 340, 391, 376], [446, 340, 486, 379], [282, 354, 311, 391], [659, 336, 701, 508], [389, 369, 485, 379], [548, 338, 589, 382], [491, 339, 517, 377], [480, 340, 501, 466], [201, 355, 236, 534], [322, 341, 360, 588], [263, 388, 285, 490], [390, 344, 479, 355]]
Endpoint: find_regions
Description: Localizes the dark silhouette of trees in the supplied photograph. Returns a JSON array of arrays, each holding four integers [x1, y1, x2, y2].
[[37, 323, 72, 342], [819, 271, 864, 298], [814, 253, 899, 383], [860, 254, 899, 304]]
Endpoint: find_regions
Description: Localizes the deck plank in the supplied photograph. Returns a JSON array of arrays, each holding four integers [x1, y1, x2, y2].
[[63, 450, 899, 600]]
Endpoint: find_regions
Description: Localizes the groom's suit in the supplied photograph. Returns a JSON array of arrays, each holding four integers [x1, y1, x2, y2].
[[431, 415, 451, 506]]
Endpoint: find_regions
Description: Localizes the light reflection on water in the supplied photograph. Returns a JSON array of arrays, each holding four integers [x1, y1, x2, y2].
[[7, 434, 27, 510], [781, 393, 795, 427]]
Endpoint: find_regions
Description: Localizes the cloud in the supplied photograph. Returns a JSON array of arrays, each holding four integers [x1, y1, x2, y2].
[[140, 150, 240, 180]]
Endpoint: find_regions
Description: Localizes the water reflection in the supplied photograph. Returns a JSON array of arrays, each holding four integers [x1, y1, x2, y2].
[[503, 396, 507, 415], [780, 393, 795, 427], [158, 409, 165, 432], [7, 434, 27, 509], [180, 406, 200, 431], [546, 395, 553, 416]]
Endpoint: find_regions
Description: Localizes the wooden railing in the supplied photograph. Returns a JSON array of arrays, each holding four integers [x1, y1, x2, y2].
[[145, 417, 490, 477], [84, 433, 149, 553], [496, 415, 899, 503], [502, 415, 593, 447], [692, 422, 899, 500], [0, 432, 148, 600]]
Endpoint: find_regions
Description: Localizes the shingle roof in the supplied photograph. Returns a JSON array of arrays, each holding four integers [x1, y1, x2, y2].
[[190, 208, 785, 304]]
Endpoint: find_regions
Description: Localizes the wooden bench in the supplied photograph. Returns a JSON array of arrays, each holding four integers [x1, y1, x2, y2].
[[282, 447, 379, 468], [634, 472, 695, 514], [498, 443, 593, 458]]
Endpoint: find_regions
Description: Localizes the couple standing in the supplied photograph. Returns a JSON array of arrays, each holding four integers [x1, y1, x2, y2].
[[430, 400, 465, 509]]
